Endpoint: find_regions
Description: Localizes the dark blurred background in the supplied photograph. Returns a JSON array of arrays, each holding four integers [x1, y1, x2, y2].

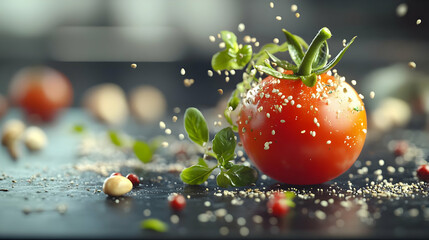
[[0, 0, 428, 110]]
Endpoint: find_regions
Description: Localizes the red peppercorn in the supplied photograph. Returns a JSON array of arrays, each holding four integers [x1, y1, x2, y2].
[[169, 194, 186, 211], [267, 194, 289, 217], [110, 172, 122, 177], [126, 173, 140, 187], [417, 165, 429, 182]]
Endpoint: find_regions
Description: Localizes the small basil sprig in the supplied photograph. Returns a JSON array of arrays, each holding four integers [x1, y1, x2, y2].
[[108, 130, 155, 164], [211, 31, 253, 71], [257, 27, 356, 87], [180, 107, 258, 188]]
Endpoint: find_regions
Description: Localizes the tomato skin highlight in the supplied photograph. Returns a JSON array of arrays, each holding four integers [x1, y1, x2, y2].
[[238, 73, 367, 185], [9, 66, 73, 122]]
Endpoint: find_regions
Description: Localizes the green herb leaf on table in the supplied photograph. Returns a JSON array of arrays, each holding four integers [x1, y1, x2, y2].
[[108, 130, 122, 147], [180, 158, 216, 185], [216, 171, 232, 188], [184, 107, 209, 147], [141, 218, 168, 232], [224, 165, 258, 187], [212, 127, 236, 166], [133, 140, 153, 163]]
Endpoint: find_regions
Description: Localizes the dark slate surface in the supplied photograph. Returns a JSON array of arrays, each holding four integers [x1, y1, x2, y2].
[[0, 109, 429, 239]]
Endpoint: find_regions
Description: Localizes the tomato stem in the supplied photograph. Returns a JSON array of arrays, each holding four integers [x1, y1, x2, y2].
[[297, 27, 332, 76]]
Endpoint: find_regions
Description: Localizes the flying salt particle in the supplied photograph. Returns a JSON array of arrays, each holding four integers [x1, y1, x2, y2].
[[238, 23, 245, 32], [396, 3, 408, 17]]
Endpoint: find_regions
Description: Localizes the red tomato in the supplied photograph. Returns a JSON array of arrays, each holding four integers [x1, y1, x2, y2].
[[416, 165, 429, 182], [238, 72, 367, 185], [168, 194, 186, 211], [9, 66, 73, 122], [267, 193, 290, 217]]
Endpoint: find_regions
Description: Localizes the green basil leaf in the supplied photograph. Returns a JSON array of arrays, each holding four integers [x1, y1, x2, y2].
[[282, 29, 305, 65], [255, 65, 300, 80], [141, 218, 168, 232], [211, 50, 241, 71], [300, 73, 318, 87], [224, 165, 258, 187], [220, 31, 238, 51], [314, 36, 356, 75], [180, 159, 216, 185], [216, 171, 232, 188], [133, 140, 152, 163], [236, 45, 253, 68], [197, 158, 208, 167], [212, 127, 236, 165], [184, 107, 209, 147], [311, 41, 329, 71], [253, 42, 289, 66], [224, 90, 240, 131], [108, 130, 122, 147]]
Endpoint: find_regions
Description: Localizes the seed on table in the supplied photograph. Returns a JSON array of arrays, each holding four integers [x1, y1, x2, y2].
[[102, 176, 133, 197]]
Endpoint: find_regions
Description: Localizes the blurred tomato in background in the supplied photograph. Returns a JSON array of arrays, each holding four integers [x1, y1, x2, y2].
[[8, 66, 73, 122]]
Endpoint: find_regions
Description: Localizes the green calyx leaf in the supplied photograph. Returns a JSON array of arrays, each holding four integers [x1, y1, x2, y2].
[[283, 29, 305, 66], [311, 41, 329, 71], [211, 31, 253, 71], [266, 51, 297, 71], [180, 158, 215, 185], [300, 73, 318, 87], [314, 36, 356, 75], [141, 218, 168, 232], [133, 140, 153, 163], [212, 127, 236, 165], [254, 65, 300, 80], [216, 165, 258, 188], [108, 130, 123, 147], [184, 107, 209, 147], [257, 27, 355, 88]]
